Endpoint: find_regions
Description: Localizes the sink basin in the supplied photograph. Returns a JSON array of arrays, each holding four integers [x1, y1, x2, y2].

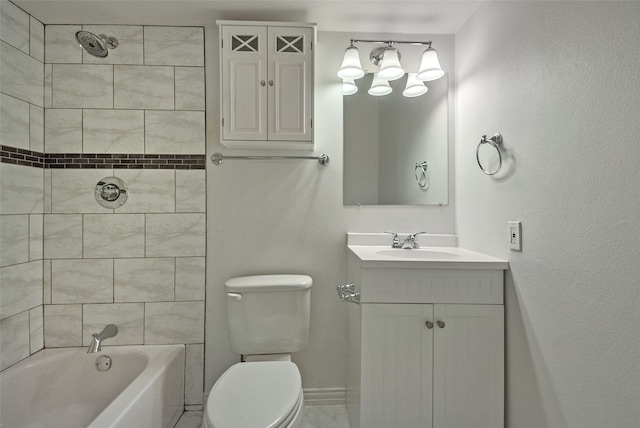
[[376, 249, 461, 260]]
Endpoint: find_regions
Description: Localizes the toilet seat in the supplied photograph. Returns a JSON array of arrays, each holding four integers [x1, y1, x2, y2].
[[205, 361, 303, 428]]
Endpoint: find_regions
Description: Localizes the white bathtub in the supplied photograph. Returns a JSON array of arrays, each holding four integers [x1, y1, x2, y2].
[[0, 345, 185, 428]]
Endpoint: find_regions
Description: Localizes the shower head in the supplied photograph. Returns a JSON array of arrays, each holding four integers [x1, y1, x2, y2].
[[75, 31, 118, 58]]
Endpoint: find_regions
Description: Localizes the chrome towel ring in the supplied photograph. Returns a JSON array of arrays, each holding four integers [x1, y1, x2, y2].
[[476, 133, 503, 175]]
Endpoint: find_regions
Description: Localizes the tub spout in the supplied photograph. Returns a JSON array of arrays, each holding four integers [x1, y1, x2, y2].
[[87, 324, 118, 353]]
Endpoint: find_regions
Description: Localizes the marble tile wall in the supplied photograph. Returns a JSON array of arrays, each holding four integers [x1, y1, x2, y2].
[[41, 23, 207, 407], [0, 1, 45, 371], [1, 2, 207, 408]]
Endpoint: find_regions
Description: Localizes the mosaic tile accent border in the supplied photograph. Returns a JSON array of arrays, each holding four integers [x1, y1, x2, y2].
[[0, 146, 46, 168], [0, 145, 205, 169]]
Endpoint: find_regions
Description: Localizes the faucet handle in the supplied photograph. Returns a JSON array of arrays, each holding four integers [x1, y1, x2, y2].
[[384, 231, 401, 248], [409, 232, 426, 248]]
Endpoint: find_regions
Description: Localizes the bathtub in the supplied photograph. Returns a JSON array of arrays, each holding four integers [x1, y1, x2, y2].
[[0, 344, 185, 428]]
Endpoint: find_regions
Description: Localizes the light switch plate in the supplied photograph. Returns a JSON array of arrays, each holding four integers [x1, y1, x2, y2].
[[508, 221, 521, 251]]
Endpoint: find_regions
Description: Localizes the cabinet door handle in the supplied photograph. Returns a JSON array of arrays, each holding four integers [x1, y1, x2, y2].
[[437, 320, 445, 328], [260, 80, 266, 86], [268, 80, 274, 86], [425, 321, 434, 329]]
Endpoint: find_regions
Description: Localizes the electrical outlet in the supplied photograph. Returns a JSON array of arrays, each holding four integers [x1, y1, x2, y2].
[[508, 221, 521, 251]]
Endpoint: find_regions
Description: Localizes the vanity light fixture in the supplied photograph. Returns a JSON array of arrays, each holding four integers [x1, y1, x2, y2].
[[368, 73, 393, 96], [374, 46, 404, 81], [416, 47, 445, 81], [338, 38, 444, 97], [403, 73, 428, 97], [342, 78, 358, 95], [337, 41, 365, 79]]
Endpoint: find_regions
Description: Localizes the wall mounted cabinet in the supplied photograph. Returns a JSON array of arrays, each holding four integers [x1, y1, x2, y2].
[[218, 21, 315, 150], [346, 247, 506, 428]]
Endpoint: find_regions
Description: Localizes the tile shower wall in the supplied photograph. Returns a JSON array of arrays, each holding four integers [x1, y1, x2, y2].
[[42, 23, 206, 407], [0, 1, 45, 371], [1, 2, 207, 407]]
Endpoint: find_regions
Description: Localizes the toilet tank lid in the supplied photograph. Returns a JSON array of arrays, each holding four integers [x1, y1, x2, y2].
[[225, 274, 312, 292]]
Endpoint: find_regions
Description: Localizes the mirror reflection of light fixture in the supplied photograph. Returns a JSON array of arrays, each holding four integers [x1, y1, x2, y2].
[[338, 38, 445, 97], [342, 78, 358, 95], [403, 73, 429, 97], [337, 42, 365, 79], [416, 47, 445, 81], [368, 73, 392, 96]]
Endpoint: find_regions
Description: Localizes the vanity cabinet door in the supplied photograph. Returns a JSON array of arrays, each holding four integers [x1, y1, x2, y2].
[[358, 303, 504, 428], [360, 304, 434, 428], [433, 304, 504, 428]]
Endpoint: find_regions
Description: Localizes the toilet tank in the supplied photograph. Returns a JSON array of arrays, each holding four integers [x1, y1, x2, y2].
[[225, 274, 312, 355]]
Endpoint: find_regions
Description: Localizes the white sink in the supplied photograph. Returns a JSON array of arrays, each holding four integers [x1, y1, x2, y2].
[[347, 243, 508, 269]]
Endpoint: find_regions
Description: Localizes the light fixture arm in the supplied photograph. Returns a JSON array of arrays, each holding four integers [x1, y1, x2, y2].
[[349, 38, 432, 48]]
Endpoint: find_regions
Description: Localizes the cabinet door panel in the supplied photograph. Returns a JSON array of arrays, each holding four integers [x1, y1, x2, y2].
[[361, 304, 433, 428], [268, 27, 313, 141], [221, 26, 267, 140], [433, 304, 504, 428]]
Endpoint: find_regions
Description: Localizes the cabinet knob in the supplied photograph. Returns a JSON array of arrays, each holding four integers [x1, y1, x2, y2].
[[268, 80, 274, 86], [437, 320, 445, 328], [260, 80, 266, 86], [425, 321, 434, 329]]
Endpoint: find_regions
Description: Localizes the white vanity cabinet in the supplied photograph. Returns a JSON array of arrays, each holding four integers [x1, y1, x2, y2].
[[218, 21, 315, 149], [346, 249, 507, 428]]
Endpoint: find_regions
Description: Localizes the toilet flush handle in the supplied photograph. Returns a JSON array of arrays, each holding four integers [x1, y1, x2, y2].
[[227, 292, 242, 300]]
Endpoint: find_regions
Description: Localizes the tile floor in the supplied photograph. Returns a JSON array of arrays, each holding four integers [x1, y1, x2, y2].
[[175, 405, 350, 428]]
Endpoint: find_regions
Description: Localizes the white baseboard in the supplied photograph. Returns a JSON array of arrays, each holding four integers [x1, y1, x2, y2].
[[303, 387, 346, 406], [202, 387, 346, 408]]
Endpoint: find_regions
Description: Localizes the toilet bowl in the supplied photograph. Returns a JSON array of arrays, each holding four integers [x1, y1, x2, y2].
[[203, 361, 304, 428]]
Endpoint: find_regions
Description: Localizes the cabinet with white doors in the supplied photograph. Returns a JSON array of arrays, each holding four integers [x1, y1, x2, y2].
[[346, 250, 506, 428], [218, 21, 315, 149]]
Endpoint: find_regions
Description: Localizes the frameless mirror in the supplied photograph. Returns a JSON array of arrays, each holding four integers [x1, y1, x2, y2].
[[343, 73, 449, 205]]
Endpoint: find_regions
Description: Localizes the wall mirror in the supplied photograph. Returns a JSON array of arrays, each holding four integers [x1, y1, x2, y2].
[[343, 73, 449, 206]]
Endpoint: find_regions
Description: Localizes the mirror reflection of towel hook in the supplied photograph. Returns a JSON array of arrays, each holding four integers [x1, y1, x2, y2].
[[476, 133, 503, 175], [415, 161, 430, 189]]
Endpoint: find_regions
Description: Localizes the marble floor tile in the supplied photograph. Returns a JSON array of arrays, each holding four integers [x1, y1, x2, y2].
[[174, 405, 350, 428], [302, 406, 350, 428], [175, 410, 202, 428]]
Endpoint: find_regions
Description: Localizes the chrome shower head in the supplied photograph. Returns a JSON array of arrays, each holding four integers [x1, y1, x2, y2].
[[75, 31, 118, 58]]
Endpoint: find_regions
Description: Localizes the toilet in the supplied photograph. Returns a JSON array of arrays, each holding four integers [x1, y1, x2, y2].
[[203, 274, 312, 428]]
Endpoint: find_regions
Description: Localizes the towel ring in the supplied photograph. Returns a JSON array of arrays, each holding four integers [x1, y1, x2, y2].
[[415, 161, 430, 189], [476, 133, 503, 175]]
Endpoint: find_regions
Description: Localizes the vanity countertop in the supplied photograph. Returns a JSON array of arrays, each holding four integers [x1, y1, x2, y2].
[[347, 233, 508, 270]]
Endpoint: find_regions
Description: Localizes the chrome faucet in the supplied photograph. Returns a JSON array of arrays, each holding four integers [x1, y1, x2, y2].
[[386, 231, 426, 249], [87, 324, 118, 353]]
